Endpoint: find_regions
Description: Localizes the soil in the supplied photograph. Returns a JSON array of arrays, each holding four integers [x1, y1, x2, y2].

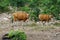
[[0, 13, 60, 40]]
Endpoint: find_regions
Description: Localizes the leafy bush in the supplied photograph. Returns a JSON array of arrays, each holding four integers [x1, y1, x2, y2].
[[0, 0, 60, 21], [0, 0, 10, 13], [8, 30, 27, 40], [29, 8, 40, 22], [19, 6, 30, 12]]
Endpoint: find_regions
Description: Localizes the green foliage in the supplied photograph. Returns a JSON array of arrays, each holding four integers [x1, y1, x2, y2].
[[0, 0, 10, 13], [19, 6, 30, 12], [9, 0, 30, 7], [0, 0, 9, 7], [0, 0, 60, 20], [30, 8, 40, 21], [8, 30, 27, 40]]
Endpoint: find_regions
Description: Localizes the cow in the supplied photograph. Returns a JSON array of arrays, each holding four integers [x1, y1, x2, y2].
[[12, 11, 29, 22], [38, 14, 53, 25], [39, 14, 53, 22]]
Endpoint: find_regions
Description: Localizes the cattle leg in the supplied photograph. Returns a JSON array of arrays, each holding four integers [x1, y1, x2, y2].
[[45, 20, 49, 26], [13, 17, 18, 21], [42, 21, 45, 26]]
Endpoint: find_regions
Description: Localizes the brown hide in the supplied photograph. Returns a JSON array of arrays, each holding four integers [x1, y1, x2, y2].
[[12, 11, 29, 22], [39, 14, 53, 22]]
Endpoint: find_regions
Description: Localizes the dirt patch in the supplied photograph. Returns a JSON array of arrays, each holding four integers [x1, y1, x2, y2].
[[0, 13, 60, 40]]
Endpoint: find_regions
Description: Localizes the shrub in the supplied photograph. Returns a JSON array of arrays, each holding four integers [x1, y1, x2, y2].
[[2, 30, 27, 40]]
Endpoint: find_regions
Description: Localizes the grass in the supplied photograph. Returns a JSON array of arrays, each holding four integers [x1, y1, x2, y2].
[[32, 25, 56, 31], [30, 22, 60, 31], [23, 22, 38, 27], [11, 21, 60, 31], [23, 22, 57, 31], [53, 22, 60, 26]]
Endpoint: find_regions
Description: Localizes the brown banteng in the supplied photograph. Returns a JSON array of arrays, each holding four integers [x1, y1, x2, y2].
[[12, 11, 29, 22], [39, 14, 53, 22]]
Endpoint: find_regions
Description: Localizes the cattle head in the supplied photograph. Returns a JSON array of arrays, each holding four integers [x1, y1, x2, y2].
[[49, 15, 53, 18], [26, 14, 29, 19]]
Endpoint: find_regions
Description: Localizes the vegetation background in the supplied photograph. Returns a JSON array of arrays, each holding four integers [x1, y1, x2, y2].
[[0, 0, 60, 21]]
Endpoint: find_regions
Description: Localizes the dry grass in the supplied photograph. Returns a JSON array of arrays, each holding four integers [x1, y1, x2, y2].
[[33, 26, 56, 31], [22, 22, 57, 31], [53, 22, 60, 26], [23, 22, 37, 27]]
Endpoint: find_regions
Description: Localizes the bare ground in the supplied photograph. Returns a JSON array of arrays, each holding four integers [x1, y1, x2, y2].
[[0, 13, 60, 40]]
